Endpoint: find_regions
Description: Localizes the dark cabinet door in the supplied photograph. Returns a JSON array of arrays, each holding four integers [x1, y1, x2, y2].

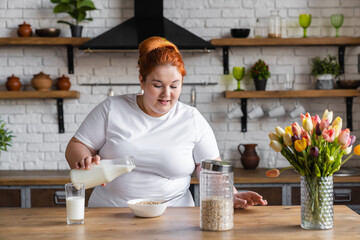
[[235, 187, 282, 205], [31, 188, 94, 207], [0, 189, 21, 207]]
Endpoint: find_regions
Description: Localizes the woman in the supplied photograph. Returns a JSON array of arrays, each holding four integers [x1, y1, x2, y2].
[[65, 36, 267, 208]]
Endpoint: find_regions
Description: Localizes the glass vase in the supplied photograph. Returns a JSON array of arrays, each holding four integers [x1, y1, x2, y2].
[[301, 176, 333, 230]]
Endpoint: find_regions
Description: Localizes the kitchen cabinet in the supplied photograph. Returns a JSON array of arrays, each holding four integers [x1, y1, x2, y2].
[[2, 169, 360, 211], [30, 187, 93, 208], [0, 188, 21, 207], [0, 90, 80, 133], [0, 37, 90, 74]]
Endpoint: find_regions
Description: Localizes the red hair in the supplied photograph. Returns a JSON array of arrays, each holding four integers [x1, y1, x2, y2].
[[138, 36, 186, 80]]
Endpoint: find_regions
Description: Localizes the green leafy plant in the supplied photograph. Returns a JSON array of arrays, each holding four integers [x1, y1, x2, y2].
[[249, 59, 270, 80], [51, 0, 97, 26], [311, 55, 341, 77], [0, 118, 14, 155]]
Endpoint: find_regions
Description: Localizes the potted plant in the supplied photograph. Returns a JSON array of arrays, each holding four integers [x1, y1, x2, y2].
[[51, 0, 97, 37], [0, 118, 14, 155], [249, 59, 271, 91], [311, 55, 341, 89]]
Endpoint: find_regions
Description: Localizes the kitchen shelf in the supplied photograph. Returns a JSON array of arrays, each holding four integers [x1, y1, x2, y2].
[[0, 91, 80, 133], [225, 89, 360, 132], [0, 37, 90, 74], [210, 37, 360, 74]]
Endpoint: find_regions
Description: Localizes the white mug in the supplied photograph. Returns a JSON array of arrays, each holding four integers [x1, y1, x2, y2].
[[290, 101, 305, 119], [248, 103, 264, 120], [268, 101, 286, 118], [227, 104, 243, 119]]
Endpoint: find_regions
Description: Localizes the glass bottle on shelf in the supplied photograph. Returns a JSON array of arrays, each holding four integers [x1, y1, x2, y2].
[[268, 10, 282, 38], [254, 18, 267, 38]]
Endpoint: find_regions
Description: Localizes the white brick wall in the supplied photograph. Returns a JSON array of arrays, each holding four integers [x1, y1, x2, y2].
[[0, 0, 359, 170]]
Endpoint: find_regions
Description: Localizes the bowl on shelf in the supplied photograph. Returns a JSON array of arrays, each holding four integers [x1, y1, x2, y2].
[[336, 80, 360, 89], [35, 28, 61, 37], [127, 198, 168, 218], [231, 28, 250, 38]]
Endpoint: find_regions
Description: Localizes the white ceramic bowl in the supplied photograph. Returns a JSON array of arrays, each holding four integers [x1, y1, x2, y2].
[[127, 198, 168, 218]]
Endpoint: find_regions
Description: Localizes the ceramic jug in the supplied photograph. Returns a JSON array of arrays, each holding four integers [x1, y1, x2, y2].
[[238, 144, 260, 170], [56, 74, 71, 90], [6, 74, 22, 91], [17, 22, 32, 37]]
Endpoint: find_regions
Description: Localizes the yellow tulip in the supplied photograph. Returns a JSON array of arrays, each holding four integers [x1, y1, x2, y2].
[[302, 118, 313, 132], [294, 139, 307, 152], [330, 125, 341, 138], [285, 126, 293, 136], [331, 116, 342, 130], [269, 140, 282, 152], [354, 144, 360, 156], [283, 132, 293, 146]]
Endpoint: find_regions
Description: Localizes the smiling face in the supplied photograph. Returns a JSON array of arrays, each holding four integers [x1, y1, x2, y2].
[[138, 64, 183, 117]]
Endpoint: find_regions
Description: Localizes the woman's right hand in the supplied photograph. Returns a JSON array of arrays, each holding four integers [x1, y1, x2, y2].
[[76, 155, 101, 170]]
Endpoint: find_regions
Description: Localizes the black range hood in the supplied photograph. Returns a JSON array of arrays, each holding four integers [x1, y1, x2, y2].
[[79, 0, 214, 52]]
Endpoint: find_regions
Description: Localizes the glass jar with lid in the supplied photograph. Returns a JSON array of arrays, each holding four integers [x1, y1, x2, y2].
[[200, 160, 234, 231], [268, 10, 282, 38]]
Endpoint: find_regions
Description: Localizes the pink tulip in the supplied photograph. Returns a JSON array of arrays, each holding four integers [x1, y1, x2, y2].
[[319, 119, 330, 131], [349, 135, 356, 147], [311, 115, 321, 129], [291, 122, 302, 136], [339, 128, 350, 147], [322, 128, 335, 142], [302, 132, 311, 146]]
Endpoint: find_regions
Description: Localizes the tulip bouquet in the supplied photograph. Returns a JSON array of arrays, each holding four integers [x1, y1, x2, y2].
[[266, 109, 360, 230], [266, 109, 359, 177]]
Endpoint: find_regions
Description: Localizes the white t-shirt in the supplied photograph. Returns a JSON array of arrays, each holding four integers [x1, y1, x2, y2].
[[74, 94, 219, 207]]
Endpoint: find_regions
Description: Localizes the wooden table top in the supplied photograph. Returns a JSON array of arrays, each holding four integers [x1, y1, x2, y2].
[[1, 168, 360, 185], [0, 206, 359, 240]]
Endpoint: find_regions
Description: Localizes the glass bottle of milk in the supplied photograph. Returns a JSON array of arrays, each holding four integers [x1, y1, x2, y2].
[[70, 156, 135, 189]]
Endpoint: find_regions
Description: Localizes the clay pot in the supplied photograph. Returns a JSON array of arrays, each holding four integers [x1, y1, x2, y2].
[[238, 144, 260, 170], [31, 72, 52, 91], [56, 75, 71, 90], [17, 22, 33, 37], [6, 74, 22, 91]]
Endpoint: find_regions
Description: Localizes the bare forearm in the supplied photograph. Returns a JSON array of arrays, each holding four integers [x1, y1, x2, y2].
[[65, 137, 97, 169]]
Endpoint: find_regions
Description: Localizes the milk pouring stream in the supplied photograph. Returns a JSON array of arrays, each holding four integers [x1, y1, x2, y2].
[[70, 157, 135, 189]]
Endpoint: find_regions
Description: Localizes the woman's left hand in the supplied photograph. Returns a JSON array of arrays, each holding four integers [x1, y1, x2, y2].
[[234, 191, 268, 209]]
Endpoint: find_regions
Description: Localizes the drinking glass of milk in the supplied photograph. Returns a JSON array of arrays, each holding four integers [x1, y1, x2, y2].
[[65, 183, 85, 225]]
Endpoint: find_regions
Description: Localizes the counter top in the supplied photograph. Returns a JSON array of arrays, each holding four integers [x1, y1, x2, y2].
[[0, 206, 359, 240], [1, 168, 360, 185]]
